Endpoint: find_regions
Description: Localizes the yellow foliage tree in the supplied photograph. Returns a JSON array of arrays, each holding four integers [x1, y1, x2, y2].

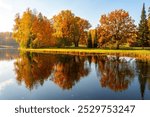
[[52, 10, 91, 47], [13, 9, 53, 48]]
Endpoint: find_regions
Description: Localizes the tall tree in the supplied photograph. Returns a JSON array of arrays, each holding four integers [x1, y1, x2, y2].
[[138, 3, 149, 48], [13, 9, 34, 48], [98, 9, 136, 49], [72, 17, 91, 47], [148, 7, 150, 28], [87, 32, 92, 48], [148, 7, 150, 45], [52, 10, 75, 47], [94, 29, 98, 48]]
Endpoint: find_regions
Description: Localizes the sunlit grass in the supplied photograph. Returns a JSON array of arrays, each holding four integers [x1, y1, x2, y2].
[[20, 47, 150, 60]]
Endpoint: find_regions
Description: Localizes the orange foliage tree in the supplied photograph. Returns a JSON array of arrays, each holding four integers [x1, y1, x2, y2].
[[52, 10, 91, 47], [98, 9, 137, 49], [13, 9, 53, 48]]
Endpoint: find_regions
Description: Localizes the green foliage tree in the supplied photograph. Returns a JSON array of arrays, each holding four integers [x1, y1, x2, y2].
[[87, 32, 92, 48], [138, 3, 150, 48], [148, 7, 150, 45]]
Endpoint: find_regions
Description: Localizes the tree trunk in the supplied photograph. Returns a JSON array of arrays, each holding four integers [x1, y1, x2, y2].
[[116, 41, 119, 49], [75, 42, 79, 47]]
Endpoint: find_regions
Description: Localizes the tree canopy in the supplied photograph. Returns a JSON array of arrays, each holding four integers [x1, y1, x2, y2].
[[97, 9, 137, 49], [138, 3, 150, 47], [12, 6, 150, 49], [52, 10, 91, 47], [13, 9, 53, 48]]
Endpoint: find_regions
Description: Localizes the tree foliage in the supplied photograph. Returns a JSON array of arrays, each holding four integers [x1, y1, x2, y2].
[[14, 53, 90, 90], [94, 29, 98, 48], [52, 10, 91, 47], [87, 31, 92, 48], [98, 9, 137, 49], [148, 7, 150, 45], [13, 9, 53, 48], [138, 3, 150, 47]]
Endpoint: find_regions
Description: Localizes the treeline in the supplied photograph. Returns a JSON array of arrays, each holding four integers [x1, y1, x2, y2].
[[13, 3, 150, 49], [13, 9, 90, 48]]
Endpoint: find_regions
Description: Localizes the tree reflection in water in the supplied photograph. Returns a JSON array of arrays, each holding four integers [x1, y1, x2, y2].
[[14, 53, 90, 90], [14, 52, 56, 90], [136, 60, 150, 99], [51, 55, 90, 90], [14, 52, 150, 99], [95, 55, 135, 92]]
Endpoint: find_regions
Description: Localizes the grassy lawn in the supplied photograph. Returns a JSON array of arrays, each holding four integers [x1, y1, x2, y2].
[[18, 47, 150, 61], [20, 47, 150, 59]]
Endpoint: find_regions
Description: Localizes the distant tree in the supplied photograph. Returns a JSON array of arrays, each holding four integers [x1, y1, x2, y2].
[[138, 3, 150, 48], [87, 32, 92, 48], [94, 29, 98, 48], [98, 9, 137, 49]]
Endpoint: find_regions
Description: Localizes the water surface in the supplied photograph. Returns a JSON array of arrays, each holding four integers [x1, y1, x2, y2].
[[0, 49, 150, 100]]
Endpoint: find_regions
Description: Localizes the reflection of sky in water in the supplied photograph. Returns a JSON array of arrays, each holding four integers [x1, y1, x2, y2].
[[0, 60, 15, 81], [0, 79, 14, 91], [0, 52, 150, 100], [0, 60, 15, 92]]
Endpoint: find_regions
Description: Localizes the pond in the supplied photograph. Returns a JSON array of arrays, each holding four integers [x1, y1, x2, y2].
[[0, 49, 150, 100]]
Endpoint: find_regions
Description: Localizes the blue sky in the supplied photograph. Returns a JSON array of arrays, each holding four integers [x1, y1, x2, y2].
[[0, 0, 150, 32]]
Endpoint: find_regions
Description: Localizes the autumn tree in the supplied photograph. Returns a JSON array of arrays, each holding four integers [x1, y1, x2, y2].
[[73, 17, 91, 47], [138, 3, 150, 48], [98, 9, 137, 49], [87, 31, 92, 48], [89, 29, 95, 47], [94, 29, 98, 48], [13, 9, 53, 48], [13, 9, 34, 48], [52, 10, 74, 47], [31, 13, 54, 48], [52, 10, 91, 47]]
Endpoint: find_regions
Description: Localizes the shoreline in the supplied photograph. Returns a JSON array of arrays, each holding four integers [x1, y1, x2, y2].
[[19, 48, 150, 60], [19, 48, 150, 53]]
